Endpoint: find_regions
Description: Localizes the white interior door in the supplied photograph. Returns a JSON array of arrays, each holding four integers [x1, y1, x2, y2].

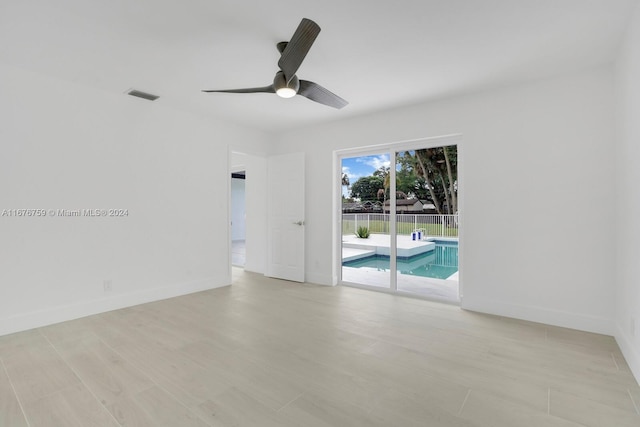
[[266, 152, 305, 282]]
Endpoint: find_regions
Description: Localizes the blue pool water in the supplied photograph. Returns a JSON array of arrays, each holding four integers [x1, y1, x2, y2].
[[343, 240, 458, 280]]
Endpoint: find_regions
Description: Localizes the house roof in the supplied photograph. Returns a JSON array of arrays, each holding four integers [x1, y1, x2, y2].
[[343, 201, 382, 209], [383, 199, 423, 206]]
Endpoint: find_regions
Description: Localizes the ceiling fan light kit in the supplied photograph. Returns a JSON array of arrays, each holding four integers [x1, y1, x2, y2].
[[274, 72, 299, 98], [203, 18, 348, 109]]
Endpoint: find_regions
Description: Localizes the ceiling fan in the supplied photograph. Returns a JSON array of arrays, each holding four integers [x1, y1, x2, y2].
[[202, 18, 348, 109]]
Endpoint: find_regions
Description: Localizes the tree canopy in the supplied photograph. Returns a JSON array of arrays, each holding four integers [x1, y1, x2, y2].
[[349, 175, 384, 201], [347, 145, 458, 214], [412, 145, 457, 214]]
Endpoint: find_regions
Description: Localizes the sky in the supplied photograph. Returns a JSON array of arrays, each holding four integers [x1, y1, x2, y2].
[[341, 154, 390, 198]]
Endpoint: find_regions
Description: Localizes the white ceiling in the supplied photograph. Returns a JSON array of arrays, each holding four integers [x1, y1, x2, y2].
[[1, 0, 637, 133]]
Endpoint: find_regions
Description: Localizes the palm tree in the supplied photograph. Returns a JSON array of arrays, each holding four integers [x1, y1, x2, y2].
[[341, 173, 351, 203], [374, 166, 390, 207]]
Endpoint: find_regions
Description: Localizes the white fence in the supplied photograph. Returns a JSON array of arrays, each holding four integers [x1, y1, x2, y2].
[[342, 213, 458, 237]]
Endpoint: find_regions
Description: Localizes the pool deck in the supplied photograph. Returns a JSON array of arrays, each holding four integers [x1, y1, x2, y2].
[[341, 267, 459, 301], [341, 233, 436, 262]]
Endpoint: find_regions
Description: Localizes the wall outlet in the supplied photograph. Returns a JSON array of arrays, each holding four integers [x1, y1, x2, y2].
[[631, 316, 636, 338], [103, 280, 112, 292]]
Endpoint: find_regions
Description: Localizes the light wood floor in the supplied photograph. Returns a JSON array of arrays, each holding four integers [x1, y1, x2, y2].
[[1, 269, 639, 427]]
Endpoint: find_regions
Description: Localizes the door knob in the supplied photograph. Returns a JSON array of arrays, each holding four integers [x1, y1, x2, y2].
[[293, 220, 305, 226]]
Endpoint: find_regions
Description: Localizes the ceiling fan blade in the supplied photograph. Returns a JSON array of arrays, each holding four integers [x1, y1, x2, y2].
[[298, 80, 348, 109], [202, 85, 275, 94], [278, 18, 321, 82]]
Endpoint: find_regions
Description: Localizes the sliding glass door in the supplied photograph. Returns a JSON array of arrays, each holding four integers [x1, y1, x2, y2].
[[394, 148, 459, 300], [339, 139, 460, 302], [340, 153, 391, 289]]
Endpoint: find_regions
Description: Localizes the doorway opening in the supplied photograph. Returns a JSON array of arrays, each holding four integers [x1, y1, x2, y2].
[[231, 171, 246, 267], [338, 136, 461, 303]]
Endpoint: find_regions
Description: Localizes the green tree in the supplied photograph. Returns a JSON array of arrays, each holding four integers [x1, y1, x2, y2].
[[443, 145, 457, 213], [350, 175, 384, 201], [395, 152, 423, 198], [373, 166, 390, 205], [413, 145, 458, 214], [348, 147, 457, 212]]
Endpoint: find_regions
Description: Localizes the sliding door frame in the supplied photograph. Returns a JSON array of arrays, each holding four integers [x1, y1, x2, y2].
[[334, 134, 463, 301]]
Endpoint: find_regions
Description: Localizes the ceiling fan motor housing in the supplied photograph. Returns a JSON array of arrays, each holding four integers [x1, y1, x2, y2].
[[274, 71, 299, 97]]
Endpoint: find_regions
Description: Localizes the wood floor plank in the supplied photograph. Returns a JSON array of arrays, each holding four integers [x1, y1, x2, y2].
[[630, 387, 640, 414], [0, 268, 637, 427], [279, 391, 386, 427], [179, 339, 307, 411], [104, 394, 158, 427], [0, 329, 50, 359], [459, 389, 585, 427], [21, 383, 119, 427], [39, 317, 97, 345], [113, 339, 231, 407], [130, 386, 211, 427], [360, 339, 551, 413], [367, 387, 478, 427], [549, 388, 640, 427], [54, 335, 154, 409], [238, 342, 393, 414], [0, 362, 28, 427], [3, 343, 80, 404], [195, 387, 295, 427]]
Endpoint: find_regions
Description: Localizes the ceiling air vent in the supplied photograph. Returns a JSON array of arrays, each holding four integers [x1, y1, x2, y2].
[[126, 89, 159, 101]]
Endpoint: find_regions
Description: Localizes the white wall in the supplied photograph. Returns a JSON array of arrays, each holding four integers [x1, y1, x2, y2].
[[273, 67, 616, 335], [615, 1, 640, 382], [0, 65, 268, 336], [230, 178, 246, 241]]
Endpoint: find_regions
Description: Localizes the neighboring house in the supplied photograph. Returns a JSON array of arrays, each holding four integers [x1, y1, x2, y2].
[[422, 203, 438, 214], [342, 202, 360, 212], [342, 200, 383, 213], [383, 199, 425, 213]]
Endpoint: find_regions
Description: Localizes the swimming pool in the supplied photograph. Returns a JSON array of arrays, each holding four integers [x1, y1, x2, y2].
[[342, 240, 458, 280]]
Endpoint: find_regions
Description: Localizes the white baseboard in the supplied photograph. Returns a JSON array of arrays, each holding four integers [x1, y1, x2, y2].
[[305, 272, 334, 286], [461, 296, 614, 336], [243, 263, 264, 275], [615, 324, 640, 386], [0, 277, 230, 337], [243, 266, 264, 275]]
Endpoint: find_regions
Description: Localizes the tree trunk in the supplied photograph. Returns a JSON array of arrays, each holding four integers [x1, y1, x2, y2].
[[415, 150, 443, 214], [443, 146, 457, 213], [437, 168, 452, 214]]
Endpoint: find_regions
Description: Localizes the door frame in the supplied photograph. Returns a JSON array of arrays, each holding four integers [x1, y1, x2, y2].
[[333, 134, 464, 301]]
